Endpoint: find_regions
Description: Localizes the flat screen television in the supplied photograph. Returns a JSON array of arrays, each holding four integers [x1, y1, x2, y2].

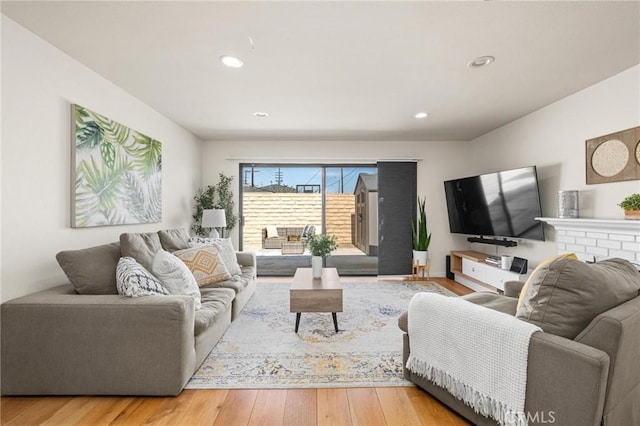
[[443, 166, 545, 241]]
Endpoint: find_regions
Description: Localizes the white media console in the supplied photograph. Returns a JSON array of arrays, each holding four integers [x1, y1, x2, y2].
[[450, 250, 530, 292]]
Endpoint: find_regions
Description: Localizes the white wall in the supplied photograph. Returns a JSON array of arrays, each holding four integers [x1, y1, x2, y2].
[[466, 65, 640, 267], [201, 140, 470, 277], [201, 66, 640, 275], [1, 17, 202, 302]]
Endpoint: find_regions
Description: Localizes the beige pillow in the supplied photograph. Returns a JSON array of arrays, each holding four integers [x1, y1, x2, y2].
[[174, 246, 232, 286], [516, 258, 640, 339], [266, 225, 279, 239], [120, 232, 162, 271]]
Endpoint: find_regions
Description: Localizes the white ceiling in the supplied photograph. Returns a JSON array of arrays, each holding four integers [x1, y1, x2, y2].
[[3, 1, 639, 141]]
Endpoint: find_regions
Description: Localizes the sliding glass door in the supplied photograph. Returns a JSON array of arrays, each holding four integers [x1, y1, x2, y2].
[[239, 164, 377, 275]]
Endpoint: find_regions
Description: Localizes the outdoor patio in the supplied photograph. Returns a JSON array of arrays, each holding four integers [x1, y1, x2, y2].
[[243, 243, 367, 257]]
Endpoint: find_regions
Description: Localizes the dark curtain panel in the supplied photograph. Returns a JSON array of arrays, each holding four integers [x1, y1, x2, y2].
[[377, 161, 417, 275]]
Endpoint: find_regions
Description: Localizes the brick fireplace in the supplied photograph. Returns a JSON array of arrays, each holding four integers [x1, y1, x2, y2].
[[537, 218, 640, 264]]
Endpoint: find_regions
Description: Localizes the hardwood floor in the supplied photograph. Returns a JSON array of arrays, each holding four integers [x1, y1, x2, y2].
[[1, 387, 469, 425], [0, 277, 471, 425]]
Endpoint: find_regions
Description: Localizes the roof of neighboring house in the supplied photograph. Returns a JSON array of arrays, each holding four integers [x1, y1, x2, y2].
[[244, 184, 297, 193], [354, 173, 378, 193]]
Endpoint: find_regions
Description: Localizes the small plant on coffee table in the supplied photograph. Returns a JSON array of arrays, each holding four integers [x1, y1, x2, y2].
[[306, 233, 338, 257]]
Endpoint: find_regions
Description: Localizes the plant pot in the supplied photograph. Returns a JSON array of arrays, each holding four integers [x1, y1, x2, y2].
[[413, 250, 428, 266], [624, 209, 640, 220], [312, 256, 323, 278]]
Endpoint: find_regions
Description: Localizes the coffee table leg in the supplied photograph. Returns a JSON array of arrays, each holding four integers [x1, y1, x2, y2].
[[332, 312, 338, 332], [295, 313, 301, 333]]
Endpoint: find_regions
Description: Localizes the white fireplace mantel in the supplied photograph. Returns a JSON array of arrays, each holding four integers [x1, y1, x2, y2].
[[536, 217, 640, 235]]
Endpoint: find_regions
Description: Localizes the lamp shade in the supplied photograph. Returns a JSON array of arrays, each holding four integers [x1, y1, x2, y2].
[[201, 209, 226, 228]]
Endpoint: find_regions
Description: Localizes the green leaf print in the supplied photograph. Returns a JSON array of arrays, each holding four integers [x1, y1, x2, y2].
[[100, 141, 116, 169]]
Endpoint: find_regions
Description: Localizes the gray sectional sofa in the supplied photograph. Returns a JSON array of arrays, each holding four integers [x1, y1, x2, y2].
[[1, 231, 256, 396]]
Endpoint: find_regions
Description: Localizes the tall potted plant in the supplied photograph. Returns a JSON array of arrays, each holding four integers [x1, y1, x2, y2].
[[192, 173, 238, 237], [412, 197, 431, 266], [306, 233, 338, 278]]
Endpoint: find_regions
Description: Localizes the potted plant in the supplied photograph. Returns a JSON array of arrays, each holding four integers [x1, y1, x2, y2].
[[618, 193, 640, 220], [412, 197, 431, 266], [306, 233, 339, 278], [192, 173, 238, 237]]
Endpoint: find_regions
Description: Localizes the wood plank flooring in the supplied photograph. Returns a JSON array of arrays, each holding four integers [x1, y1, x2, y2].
[[0, 277, 472, 425], [1, 388, 469, 426]]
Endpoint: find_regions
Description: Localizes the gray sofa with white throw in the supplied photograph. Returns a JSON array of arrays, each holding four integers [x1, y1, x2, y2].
[[1, 229, 256, 396], [399, 257, 640, 426]]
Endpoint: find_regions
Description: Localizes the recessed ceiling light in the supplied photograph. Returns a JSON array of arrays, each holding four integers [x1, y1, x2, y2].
[[414, 112, 429, 119], [219, 55, 243, 68], [253, 112, 269, 118], [468, 56, 495, 68]]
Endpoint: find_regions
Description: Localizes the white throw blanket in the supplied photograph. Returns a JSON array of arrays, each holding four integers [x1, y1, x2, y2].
[[406, 293, 541, 426]]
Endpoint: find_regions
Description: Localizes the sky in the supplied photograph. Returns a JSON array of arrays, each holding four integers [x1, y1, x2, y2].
[[241, 166, 377, 193]]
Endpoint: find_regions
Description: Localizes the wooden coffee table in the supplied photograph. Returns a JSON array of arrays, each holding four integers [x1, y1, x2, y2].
[[290, 267, 343, 333]]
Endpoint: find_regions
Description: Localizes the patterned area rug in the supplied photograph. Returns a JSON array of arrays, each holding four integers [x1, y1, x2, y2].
[[186, 281, 455, 389]]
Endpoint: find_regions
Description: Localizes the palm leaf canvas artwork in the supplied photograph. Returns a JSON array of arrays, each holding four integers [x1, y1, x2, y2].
[[72, 104, 162, 227]]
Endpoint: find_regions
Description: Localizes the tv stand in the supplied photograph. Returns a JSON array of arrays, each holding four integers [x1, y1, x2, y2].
[[450, 250, 529, 292], [467, 236, 517, 247]]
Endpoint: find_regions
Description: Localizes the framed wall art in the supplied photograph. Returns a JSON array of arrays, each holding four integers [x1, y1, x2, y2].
[[72, 104, 162, 227], [585, 126, 640, 184]]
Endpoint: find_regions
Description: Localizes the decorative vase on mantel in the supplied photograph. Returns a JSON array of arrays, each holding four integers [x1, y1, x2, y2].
[[311, 256, 323, 278]]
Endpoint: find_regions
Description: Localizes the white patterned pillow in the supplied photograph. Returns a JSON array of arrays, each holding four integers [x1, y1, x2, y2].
[[151, 249, 201, 310], [188, 236, 219, 248], [213, 238, 242, 276], [116, 257, 169, 297], [174, 246, 231, 286]]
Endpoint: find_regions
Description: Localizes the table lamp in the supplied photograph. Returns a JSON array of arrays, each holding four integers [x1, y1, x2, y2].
[[201, 209, 226, 238]]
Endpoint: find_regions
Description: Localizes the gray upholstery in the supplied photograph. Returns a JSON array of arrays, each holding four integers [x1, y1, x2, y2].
[[516, 258, 640, 339], [1, 251, 257, 396], [55, 242, 121, 294], [1, 285, 196, 396], [462, 291, 518, 315], [400, 277, 640, 425], [158, 228, 191, 252], [119, 232, 162, 271], [574, 296, 640, 425], [504, 280, 524, 298], [195, 288, 235, 336]]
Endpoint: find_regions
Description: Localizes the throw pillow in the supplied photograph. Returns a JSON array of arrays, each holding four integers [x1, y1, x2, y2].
[[266, 225, 279, 239], [213, 238, 243, 276], [516, 258, 640, 339], [151, 249, 202, 310], [188, 236, 218, 248], [174, 246, 232, 286], [287, 235, 301, 242], [116, 257, 169, 297], [158, 228, 191, 252], [56, 242, 121, 294], [516, 252, 577, 310], [120, 232, 162, 271], [304, 225, 316, 237]]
